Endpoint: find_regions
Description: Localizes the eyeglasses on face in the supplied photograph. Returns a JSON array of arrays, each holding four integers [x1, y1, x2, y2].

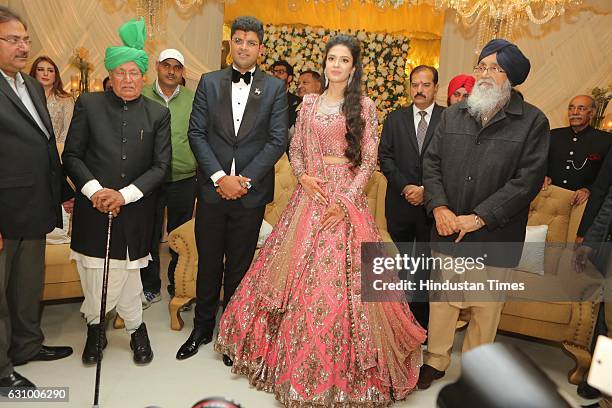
[[0, 36, 32, 47], [113, 70, 142, 80], [473, 64, 505, 75]]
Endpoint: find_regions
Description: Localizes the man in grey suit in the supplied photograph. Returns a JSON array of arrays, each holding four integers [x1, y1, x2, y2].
[[176, 16, 288, 361], [0, 6, 73, 393]]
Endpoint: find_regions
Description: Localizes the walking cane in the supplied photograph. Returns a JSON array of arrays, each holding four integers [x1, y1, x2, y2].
[[93, 212, 113, 408]]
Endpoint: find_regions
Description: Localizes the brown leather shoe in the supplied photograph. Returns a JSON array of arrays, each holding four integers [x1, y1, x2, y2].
[[417, 364, 445, 390]]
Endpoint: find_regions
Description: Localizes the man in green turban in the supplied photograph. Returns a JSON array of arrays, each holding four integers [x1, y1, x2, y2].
[[63, 18, 171, 366]]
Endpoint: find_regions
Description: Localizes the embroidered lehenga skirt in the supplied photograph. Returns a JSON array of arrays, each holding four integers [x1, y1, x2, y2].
[[215, 162, 426, 407]]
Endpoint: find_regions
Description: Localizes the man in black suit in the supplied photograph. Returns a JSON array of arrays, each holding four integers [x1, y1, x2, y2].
[[176, 16, 288, 361], [378, 65, 444, 329], [271, 59, 301, 128], [63, 18, 171, 366], [0, 6, 73, 393]]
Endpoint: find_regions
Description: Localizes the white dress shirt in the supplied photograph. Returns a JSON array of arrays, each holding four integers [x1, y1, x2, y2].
[[154, 80, 180, 106], [210, 65, 256, 185], [0, 69, 51, 139], [412, 102, 435, 134]]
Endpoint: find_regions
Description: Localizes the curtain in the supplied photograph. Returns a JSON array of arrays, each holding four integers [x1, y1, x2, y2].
[[224, 0, 444, 39], [11, 0, 223, 89]]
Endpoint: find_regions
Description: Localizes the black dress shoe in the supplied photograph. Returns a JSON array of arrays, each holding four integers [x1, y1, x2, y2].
[[130, 323, 153, 365], [82, 323, 108, 365], [417, 364, 445, 390], [0, 371, 35, 396], [32, 345, 73, 362], [176, 327, 213, 360], [222, 354, 233, 367]]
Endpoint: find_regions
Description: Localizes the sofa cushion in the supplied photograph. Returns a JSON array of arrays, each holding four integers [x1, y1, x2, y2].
[[502, 301, 572, 324], [516, 225, 548, 275]]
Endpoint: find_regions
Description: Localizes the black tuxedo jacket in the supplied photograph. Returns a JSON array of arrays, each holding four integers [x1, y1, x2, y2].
[[62, 91, 171, 259], [379, 103, 444, 223], [0, 72, 72, 239], [188, 66, 288, 208], [287, 91, 301, 128]]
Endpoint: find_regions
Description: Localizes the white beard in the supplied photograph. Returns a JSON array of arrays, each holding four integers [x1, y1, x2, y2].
[[467, 78, 512, 121]]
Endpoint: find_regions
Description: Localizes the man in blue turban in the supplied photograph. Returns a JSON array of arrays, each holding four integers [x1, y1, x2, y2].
[[478, 38, 530, 86], [418, 38, 550, 389], [63, 18, 171, 366]]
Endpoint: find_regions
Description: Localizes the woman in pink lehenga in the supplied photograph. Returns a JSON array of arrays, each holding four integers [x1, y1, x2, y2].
[[215, 35, 426, 407]]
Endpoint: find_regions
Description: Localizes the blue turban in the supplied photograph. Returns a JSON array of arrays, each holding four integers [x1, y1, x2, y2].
[[478, 39, 530, 86]]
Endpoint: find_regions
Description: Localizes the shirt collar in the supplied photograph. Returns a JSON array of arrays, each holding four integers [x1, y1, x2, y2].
[[414, 102, 435, 118], [572, 125, 593, 136], [0, 69, 23, 85], [232, 64, 256, 75], [154, 79, 180, 102]]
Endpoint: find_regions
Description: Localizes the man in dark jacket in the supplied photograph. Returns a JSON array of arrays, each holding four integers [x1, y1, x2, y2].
[[419, 39, 550, 389], [545, 94, 612, 206], [63, 19, 171, 366], [378, 65, 444, 329], [0, 6, 73, 393]]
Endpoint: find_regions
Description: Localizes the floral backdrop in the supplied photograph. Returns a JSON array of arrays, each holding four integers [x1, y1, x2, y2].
[[260, 24, 411, 123]]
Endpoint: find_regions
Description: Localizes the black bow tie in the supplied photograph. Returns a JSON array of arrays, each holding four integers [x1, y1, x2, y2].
[[232, 68, 252, 85]]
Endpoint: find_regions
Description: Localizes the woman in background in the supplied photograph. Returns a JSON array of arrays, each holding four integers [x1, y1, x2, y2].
[[30, 56, 74, 143]]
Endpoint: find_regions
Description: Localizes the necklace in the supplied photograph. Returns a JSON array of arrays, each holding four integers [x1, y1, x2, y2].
[[320, 92, 344, 107], [317, 92, 344, 116]]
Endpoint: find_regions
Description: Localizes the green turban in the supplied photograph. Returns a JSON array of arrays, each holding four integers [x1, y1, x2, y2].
[[104, 18, 149, 74]]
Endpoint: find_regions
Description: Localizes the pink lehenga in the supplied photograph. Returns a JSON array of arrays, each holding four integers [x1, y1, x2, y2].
[[215, 94, 426, 407]]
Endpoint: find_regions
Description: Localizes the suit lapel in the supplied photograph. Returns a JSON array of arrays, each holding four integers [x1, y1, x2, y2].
[[0, 74, 38, 126], [404, 105, 419, 157], [219, 67, 235, 141], [236, 67, 264, 140], [0, 73, 52, 140], [421, 104, 442, 157], [23, 74, 54, 139]]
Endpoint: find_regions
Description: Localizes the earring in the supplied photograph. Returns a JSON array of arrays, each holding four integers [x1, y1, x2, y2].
[[324, 74, 329, 88], [348, 72, 354, 86]]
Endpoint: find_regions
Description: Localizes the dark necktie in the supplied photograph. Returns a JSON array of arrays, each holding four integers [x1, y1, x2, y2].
[[232, 68, 252, 85], [416, 110, 428, 153]]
